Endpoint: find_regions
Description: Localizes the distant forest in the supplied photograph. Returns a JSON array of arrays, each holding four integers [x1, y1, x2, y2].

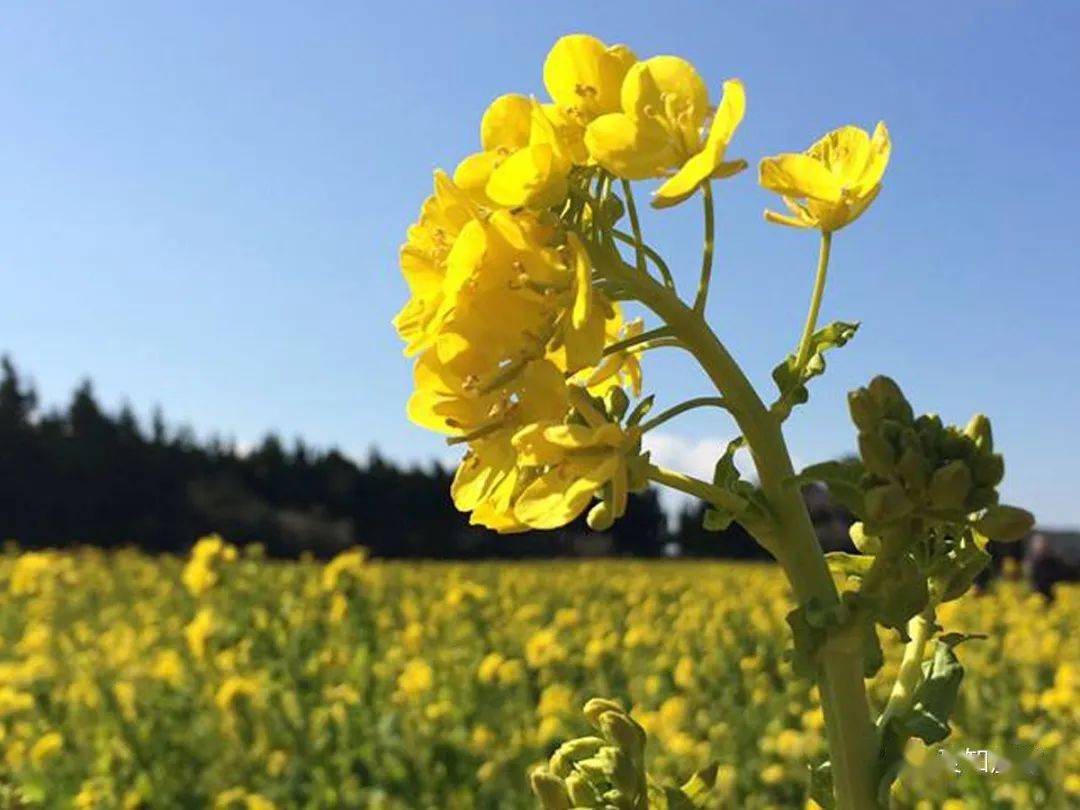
[[0, 357, 857, 560]]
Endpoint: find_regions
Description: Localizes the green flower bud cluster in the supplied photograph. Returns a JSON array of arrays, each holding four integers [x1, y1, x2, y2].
[[531, 699, 648, 810], [848, 376, 1032, 541], [531, 698, 720, 810]]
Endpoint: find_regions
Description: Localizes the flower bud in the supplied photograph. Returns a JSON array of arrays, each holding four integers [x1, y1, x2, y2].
[[587, 500, 615, 532], [867, 376, 913, 422], [970, 453, 1004, 488], [929, 460, 972, 511], [974, 505, 1034, 542], [966, 486, 998, 512], [895, 446, 929, 493], [599, 710, 646, 764], [604, 387, 630, 421], [583, 698, 625, 729], [963, 413, 993, 453], [530, 769, 571, 810], [549, 736, 605, 777], [865, 483, 912, 525], [564, 772, 599, 806], [848, 388, 881, 431], [849, 522, 881, 555], [858, 429, 896, 478]]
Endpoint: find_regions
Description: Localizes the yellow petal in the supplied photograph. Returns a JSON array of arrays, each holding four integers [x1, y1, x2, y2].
[[514, 456, 618, 529], [485, 144, 568, 209], [707, 79, 746, 150], [758, 154, 842, 202], [480, 94, 533, 152], [511, 423, 565, 466], [584, 113, 674, 180], [452, 151, 499, 200], [622, 57, 708, 134], [568, 233, 592, 329], [858, 121, 891, 192], [543, 34, 635, 122], [808, 125, 871, 189]]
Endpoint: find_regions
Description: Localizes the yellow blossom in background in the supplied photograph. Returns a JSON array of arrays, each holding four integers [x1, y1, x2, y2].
[[396, 658, 434, 700], [0, 548, 1072, 806], [29, 731, 63, 766], [759, 122, 891, 232]]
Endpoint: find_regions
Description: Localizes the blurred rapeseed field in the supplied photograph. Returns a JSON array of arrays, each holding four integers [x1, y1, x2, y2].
[[0, 537, 1075, 808]]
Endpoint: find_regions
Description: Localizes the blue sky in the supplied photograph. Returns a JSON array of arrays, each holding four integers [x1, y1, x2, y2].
[[1, 2, 1078, 527]]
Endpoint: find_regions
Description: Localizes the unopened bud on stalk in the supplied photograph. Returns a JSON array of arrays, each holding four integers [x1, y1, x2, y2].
[[848, 388, 880, 431], [530, 769, 571, 810], [858, 429, 896, 478], [604, 387, 630, 421], [964, 413, 993, 453], [929, 460, 972, 510], [599, 710, 646, 764], [849, 522, 881, 555], [549, 736, 605, 777], [583, 698, 624, 729], [865, 482, 912, 524], [970, 453, 1004, 488], [974, 505, 1035, 542], [867, 376, 913, 422]]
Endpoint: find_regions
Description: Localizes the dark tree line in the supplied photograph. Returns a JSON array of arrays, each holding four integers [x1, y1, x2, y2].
[[0, 357, 856, 559]]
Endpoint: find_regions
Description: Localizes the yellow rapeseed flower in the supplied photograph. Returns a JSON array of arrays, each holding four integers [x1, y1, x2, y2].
[[759, 122, 891, 232]]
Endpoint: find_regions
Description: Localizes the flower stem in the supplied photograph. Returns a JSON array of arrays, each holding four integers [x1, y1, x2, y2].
[[601, 326, 672, 358], [611, 231, 676, 290], [692, 182, 715, 314], [621, 180, 649, 278], [795, 231, 832, 370], [878, 606, 936, 729], [638, 397, 728, 433]]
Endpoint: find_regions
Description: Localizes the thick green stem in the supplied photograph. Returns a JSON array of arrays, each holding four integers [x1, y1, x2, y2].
[[795, 231, 833, 370], [600, 250, 880, 809]]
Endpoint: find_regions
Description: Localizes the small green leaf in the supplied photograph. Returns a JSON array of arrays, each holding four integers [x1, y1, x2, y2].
[[771, 321, 859, 420], [903, 641, 965, 745], [791, 459, 867, 518], [786, 604, 827, 679], [679, 762, 718, 806]]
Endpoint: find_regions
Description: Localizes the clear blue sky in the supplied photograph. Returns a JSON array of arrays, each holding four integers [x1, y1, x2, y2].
[[2, 2, 1077, 527]]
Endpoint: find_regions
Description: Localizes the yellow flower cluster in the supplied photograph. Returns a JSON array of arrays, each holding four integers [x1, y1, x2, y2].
[[396, 33, 894, 537], [0, 546, 1074, 807]]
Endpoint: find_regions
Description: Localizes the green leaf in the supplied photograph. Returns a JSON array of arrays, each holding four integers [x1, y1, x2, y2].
[[771, 321, 859, 420], [702, 438, 754, 533], [791, 459, 867, 518], [903, 641, 965, 745], [785, 603, 827, 679], [679, 762, 718, 806]]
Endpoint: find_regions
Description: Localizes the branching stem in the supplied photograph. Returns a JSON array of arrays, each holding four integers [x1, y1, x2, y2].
[[639, 397, 728, 433]]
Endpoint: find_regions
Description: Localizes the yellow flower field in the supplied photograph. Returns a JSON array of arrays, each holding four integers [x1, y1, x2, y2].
[[0, 541, 1075, 808]]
